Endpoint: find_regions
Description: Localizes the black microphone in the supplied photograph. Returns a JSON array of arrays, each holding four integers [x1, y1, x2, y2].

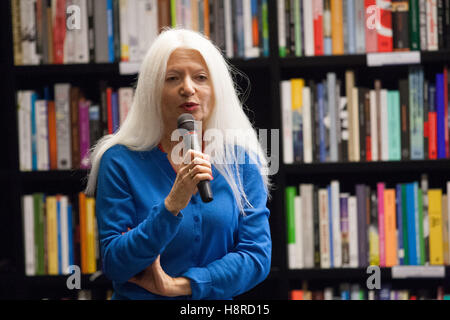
[[177, 113, 213, 203]]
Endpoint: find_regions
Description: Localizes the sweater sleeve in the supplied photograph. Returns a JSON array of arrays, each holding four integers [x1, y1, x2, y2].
[[182, 158, 272, 299], [96, 148, 183, 283]]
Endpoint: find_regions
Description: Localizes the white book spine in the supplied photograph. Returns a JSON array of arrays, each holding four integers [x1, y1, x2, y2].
[[137, 0, 158, 61], [370, 90, 378, 161], [419, 0, 428, 50], [73, 0, 90, 63], [348, 195, 359, 267], [22, 195, 35, 276], [17, 91, 33, 171], [302, 0, 314, 56], [380, 89, 389, 161], [331, 180, 342, 267], [294, 195, 304, 269], [120, 0, 130, 61], [319, 188, 331, 268], [355, 0, 366, 53], [277, 0, 286, 55], [64, 0, 76, 63], [302, 87, 313, 163], [426, 0, 438, 51], [351, 87, 360, 162], [60, 196, 70, 274], [281, 81, 294, 164], [301, 184, 314, 268], [35, 100, 49, 171], [55, 83, 72, 170], [118, 87, 134, 125], [128, 0, 140, 62], [21, 0, 40, 65], [224, 0, 234, 58]]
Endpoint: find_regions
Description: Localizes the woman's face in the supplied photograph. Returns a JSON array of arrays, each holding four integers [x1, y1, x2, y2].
[[161, 48, 215, 135]]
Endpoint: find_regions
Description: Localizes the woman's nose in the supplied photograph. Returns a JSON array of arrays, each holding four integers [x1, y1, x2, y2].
[[180, 77, 195, 96]]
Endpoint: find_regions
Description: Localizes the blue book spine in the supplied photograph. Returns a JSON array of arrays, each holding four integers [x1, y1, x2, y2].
[[413, 182, 421, 264], [67, 204, 74, 267], [328, 185, 334, 268], [406, 183, 418, 265], [107, 0, 114, 62], [328, 73, 338, 162], [112, 92, 119, 133], [31, 92, 38, 171], [396, 184, 404, 265], [410, 67, 424, 159], [436, 73, 446, 158], [57, 199, 62, 274], [347, 0, 356, 54]]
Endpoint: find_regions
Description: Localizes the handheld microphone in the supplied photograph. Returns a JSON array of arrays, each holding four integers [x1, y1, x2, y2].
[[177, 113, 213, 203]]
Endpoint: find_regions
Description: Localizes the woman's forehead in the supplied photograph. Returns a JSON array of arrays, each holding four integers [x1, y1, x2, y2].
[[166, 48, 208, 69]]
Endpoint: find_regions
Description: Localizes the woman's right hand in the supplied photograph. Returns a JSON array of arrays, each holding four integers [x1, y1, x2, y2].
[[164, 149, 213, 215]]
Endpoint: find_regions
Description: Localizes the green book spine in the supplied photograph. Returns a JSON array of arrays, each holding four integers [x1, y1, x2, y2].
[[409, 0, 420, 50], [171, 0, 177, 27], [261, 0, 269, 57], [294, 0, 302, 57], [388, 90, 402, 160], [33, 193, 45, 275], [285, 186, 297, 244], [417, 188, 425, 265], [401, 184, 409, 264]]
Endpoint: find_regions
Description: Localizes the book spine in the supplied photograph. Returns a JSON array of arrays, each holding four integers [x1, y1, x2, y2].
[[348, 195, 359, 267], [319, 188, 331, 268], [313, 0, 324, 55], [17, 91, 33, 171], [70, 87, 80, 169], [410, 0, 421, 49], [384, 189, 398, 267], [356, 184, 367, 267], [331, 181, 341, 268], [23, 195, 35, 276], [35, 100, 50, 170], [370, 90, 379, 161], [419, 0, 428, 49], [428, 189, 444, 264], [436, 73, 446, 158], [365, 0, 378, 52], [285, 186, 297, 269], [392, 0, 410, 50], [302, 87, 313, 163], [79, 99, 91, 169], [388, 90, 402, 160], [427, 0, 439, 50], [377, 0, 394, 51], [47, 196, 58, 275], [396, 184, 405, 264], [55, 83, 72, 169], [328, 73, 338, 162], [331, 0, 344, 54], [377, 182, 386, 267], [355, 0, 366, 53], [303, 0, 314, 56]]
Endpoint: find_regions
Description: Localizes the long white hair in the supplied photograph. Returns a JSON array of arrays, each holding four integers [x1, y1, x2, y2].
[[85, 28, 270, 213]]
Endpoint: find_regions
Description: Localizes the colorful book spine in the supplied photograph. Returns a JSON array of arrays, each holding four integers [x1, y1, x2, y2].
[[436, 73, 447, 158], [388, 90, 402, 160], [428, 189, 444, 264], [377, 182, 386, 266]]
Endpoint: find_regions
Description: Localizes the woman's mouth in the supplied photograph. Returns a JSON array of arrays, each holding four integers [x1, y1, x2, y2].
[[180, 103, 199, 112]]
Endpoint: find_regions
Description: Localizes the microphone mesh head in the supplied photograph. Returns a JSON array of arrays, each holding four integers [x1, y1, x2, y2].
[[177, 113, 195, 131]]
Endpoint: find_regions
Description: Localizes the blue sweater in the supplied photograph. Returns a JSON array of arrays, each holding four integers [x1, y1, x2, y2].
[[96, 144, 272, 300]]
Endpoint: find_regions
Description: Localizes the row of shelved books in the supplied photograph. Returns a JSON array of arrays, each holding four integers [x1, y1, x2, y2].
[[281, 66, 450, 164], [22, 192, 99, 276], [289, 282, 450, 300], [11, 0, 269, 66], [285, 176, 450, 269], [277, 0, 450, 58], [17, 82, 132, 171]]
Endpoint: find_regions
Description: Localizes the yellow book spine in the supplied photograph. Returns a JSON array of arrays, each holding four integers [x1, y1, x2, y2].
[[290, 78, 305, 111], [369, 226, 380, 265], [428, 189, 444, 265], [331, 0, 344, 55], [46, 196, 58, 275], [86, 197, 97, 274]]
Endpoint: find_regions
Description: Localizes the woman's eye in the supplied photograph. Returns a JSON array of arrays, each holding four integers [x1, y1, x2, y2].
[[197, 75, 208, 81], [166, 76, 178, 81]]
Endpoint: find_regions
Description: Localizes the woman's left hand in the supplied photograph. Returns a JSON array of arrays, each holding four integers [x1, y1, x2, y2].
[[128, 255, 192, 297]]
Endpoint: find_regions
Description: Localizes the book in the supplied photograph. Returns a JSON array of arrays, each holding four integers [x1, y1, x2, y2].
[[428, 189, 444, 264]]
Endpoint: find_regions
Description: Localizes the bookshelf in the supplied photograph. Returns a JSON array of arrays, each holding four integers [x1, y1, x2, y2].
[[2, 0, 450, 300]]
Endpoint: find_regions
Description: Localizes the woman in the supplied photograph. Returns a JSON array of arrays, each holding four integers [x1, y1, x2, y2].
[[85, 28, 272, 300]]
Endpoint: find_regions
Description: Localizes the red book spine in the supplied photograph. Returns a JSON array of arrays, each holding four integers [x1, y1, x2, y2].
[[429, 111, 438, 159], [314, 0, 324, 55], [366, 136, 372, 161], [106, 88, 113, 135], [365, 0, 378, 52], [53, 0, 66, 64], [377, 0, 393, 52]]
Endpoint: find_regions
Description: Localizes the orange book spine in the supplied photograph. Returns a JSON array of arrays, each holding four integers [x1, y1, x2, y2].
[[290, 289, 304, 300], [47, 101, 58, 170], [331, 0, 344, 55], [79, 192, 88, 274], [384, 189, 398, 266]]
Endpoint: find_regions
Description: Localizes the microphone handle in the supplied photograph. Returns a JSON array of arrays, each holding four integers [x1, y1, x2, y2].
[[184, 131, 214, 203]]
